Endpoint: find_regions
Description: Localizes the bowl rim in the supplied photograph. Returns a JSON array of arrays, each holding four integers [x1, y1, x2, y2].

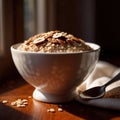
[[10, 42, 100, 55]]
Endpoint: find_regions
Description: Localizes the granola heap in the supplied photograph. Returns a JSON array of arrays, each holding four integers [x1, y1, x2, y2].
[[17, 30, 93, 53]]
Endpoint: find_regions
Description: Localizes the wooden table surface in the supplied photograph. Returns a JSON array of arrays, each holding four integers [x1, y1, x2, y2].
[[0, 77, 120, 120]]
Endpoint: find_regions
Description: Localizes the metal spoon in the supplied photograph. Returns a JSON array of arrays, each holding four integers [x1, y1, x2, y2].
[[80, 72, 120, 100]]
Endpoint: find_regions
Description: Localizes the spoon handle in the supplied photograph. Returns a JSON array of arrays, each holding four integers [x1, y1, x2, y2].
[[104, 72, 120, 87]]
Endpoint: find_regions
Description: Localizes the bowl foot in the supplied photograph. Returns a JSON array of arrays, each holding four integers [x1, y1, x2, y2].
[[33, 89, 74, 103]]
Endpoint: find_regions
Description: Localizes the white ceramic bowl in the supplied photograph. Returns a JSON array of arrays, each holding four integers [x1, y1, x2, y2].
[[11, 42, 100, 103]]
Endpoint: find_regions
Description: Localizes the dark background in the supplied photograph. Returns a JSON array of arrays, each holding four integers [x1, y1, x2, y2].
[[96, 1, 120, 63], [0, 0, 120, 81], [46, 0, 120, 66]]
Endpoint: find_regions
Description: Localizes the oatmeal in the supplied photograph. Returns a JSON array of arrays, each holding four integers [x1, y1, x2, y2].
[[17, 30, 93, 53]]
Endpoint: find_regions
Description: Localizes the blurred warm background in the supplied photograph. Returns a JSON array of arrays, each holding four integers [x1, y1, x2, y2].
[[0, 0, 120, 80]]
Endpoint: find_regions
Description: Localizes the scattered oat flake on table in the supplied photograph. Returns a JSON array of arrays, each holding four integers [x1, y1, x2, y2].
[[28, 96, 32, 99], [47, 108, 55, 113], [22, 99, 28, 102], [2, 100, 8, 104], [17, 104, 26, 108], [11, 99, 28, 108], [11, 101, 17, 106], [58, 108, 63, 112]]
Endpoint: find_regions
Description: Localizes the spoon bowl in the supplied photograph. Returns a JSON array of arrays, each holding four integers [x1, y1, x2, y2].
[[80, 72, 120, 100]]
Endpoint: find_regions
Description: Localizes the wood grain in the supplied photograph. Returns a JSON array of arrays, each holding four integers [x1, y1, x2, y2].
[[0, 78, 120, 120]]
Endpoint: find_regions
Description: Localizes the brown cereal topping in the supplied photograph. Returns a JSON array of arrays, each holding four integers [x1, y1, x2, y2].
[[18, 30, 93, 53]]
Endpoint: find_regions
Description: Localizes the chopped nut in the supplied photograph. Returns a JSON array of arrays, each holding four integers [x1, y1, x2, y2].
[[18, 30, 93, 52], [53, 32, 63, 38], [56, 39, 66, 45], [33, 37, 46, 45]]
